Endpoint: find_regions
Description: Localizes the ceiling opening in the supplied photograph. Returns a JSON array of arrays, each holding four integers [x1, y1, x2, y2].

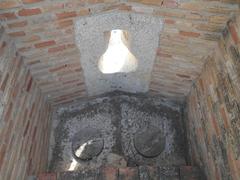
[[98, 30, 138, 74]]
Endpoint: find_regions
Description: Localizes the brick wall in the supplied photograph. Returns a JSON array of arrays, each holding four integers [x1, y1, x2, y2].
[[0, 1, 238, 104], [0, 26, 52, 180], [186, 15, 240, 179]]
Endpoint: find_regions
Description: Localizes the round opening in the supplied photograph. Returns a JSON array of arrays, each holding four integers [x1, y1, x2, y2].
[[72, 128, 104, 161], [134, 126, 165, 158], [98, 29, 138, 74]]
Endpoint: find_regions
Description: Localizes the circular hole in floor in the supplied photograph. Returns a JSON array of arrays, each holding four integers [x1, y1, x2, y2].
[[72, 128, 104, 161], [134, 125, 165, 158]]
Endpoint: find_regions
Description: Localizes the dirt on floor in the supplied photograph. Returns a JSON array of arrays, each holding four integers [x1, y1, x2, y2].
[[48, 92, 187, 172]]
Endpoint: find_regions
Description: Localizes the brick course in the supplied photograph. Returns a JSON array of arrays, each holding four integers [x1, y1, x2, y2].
[[186, 15, 240, 180], [0, 27, 52, 180], [0, 1, 238, 104]]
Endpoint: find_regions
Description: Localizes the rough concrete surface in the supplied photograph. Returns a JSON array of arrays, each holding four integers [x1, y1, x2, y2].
[[75, 11, 163, 96], [48, 92, 186, 172]]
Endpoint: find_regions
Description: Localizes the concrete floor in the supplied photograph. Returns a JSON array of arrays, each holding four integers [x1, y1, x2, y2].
[[48, 92, 187, 172]]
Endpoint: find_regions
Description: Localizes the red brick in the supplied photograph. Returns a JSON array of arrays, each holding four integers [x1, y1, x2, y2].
[[4, 102, 13, 122], [119, 167, 139, 180], [0, 2, 20, 9], [157, 49, 172, 57], [31, 27, 45, 33], [18, 8, 42, 16], [228, 21, 239, 44], [220, 106, 230, 129], [75, 68, 82, 72], [0, 12, 17, 20], [211, 114, 220, 136], [22, 0, 43, 4], [1, 73, 9, 92], [180, 166, 201, 180], [214, 167, 221, 180], [23, 35, 41, 43], [27, 60, 41, 66], [236, 160, 240, 178], [63, 79, 80, 85], [117, 4, 132, 11], [18, 46, 32, 52], [34, 40, 56, 48], [179, 31, 200, 37], [32, 126, 37, 141], [29, 103, 35, 118], [199, 78, 204, 93], [130, 0, 163, 6], [12, 83, 20, 100], [48, 45, 66, 53], [24, 120, 30, 136], [38, 173, 57, 180], [0, 144, 7, 171], [164, 19, 175, 24], [49, 64, 67, 72], [26, 77, 33, 92], [162, 0, 178, 8], [101, 166, 118, 180], [7, 21, 28, 28], [57, 19, 73, 28], [8, 31, 26, 37], [56, 11, 77, 19], [0, 41, 7, 56], [227, 147, 239, 180], [176, 74, 191, 79]]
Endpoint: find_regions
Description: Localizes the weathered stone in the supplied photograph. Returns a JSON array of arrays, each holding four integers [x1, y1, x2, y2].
[[180, 166, 203, 180], [139, 166, 159, 180], [106, 153, 127, 168], [59, 169, 99, 180], [49, 93, 186, 172], [72, 128, 104, 161], [134, 126, 165, 158], [158, 166, 180, 180], [119, 167, 139, 180], [99, 166, 118, 180]]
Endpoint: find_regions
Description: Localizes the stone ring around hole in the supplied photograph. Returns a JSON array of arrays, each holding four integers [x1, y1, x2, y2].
[[133, 126, 166, 158], [72, 128, 104, 161]]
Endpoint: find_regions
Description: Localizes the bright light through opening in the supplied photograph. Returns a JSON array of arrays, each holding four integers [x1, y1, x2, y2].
[[68, 141, 90, 171], [98, 30, 138, 74]]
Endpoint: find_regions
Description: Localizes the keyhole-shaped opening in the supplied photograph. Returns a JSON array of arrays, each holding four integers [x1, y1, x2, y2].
[[98, 30, 138, 74]]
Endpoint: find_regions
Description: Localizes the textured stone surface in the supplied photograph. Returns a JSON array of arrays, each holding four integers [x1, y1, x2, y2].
[[48, 92, 186, 172], [39, 165, 203, 179], [158, 166, 180, 180], [119, 167, 139, 180], [106, 153, 127, 168], [58, 169, 100, 180], [72, 128, 104, 161], [186, 16, 240, 180], [138, 166, 159, 180], [0, 1, 239, 179], [134, 125, 165, 158], [75, 11, 163, 96], [38, 173, 57, 180], [180, 166, 203, 180]]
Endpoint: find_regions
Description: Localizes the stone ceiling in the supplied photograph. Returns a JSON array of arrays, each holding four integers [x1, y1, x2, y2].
[[0, 0, 239, 105]]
